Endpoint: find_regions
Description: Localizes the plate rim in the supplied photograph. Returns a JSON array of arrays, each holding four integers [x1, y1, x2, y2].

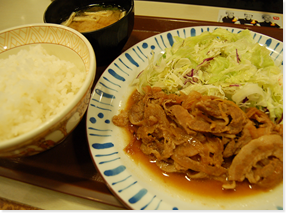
[[86, 25, 283, 210]]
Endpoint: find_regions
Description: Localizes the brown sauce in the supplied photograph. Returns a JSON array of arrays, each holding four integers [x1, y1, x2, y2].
[[124, 132, 267, 199], [121, 89, 271, 199]]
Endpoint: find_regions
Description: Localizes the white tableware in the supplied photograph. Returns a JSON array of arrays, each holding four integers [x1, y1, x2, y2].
[[86, 26, 283, 210]]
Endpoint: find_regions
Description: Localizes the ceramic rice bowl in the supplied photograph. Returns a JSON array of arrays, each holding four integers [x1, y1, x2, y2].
[[0, 24, 96, 158]]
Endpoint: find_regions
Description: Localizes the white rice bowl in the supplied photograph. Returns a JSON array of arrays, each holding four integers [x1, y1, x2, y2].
[[0, 24, 96, 158]]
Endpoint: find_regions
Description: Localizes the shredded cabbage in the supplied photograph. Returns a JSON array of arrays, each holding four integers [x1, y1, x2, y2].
[[133, 28, 283, 123]]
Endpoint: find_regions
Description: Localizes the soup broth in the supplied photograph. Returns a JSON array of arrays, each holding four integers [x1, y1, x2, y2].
[[62, 4, 126, 32]]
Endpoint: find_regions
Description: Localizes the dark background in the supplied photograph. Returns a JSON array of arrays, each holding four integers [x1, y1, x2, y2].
[[141, 0, 283, 14]]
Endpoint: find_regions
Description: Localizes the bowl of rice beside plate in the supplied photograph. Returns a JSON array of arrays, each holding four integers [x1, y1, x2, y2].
[[0, 23, 96, 158]]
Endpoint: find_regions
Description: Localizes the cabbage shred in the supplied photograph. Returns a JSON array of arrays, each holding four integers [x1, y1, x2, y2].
[[134, 28, 283, 123]]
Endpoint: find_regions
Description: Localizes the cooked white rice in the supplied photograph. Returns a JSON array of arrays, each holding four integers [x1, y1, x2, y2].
[[0, 45, 86, 141]]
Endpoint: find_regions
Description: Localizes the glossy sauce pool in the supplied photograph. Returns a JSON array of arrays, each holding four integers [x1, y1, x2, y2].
[[123, 130, 268, 199], [121, 89, 270, 199]]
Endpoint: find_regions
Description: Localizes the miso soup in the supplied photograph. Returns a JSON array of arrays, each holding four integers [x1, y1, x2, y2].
[[62, 4, 126, 33]]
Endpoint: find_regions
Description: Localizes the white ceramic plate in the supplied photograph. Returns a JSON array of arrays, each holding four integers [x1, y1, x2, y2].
[[86, 26, 283, 210]]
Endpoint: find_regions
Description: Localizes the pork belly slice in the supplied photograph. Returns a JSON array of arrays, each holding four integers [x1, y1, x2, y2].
[[228, 134, 283, 188]]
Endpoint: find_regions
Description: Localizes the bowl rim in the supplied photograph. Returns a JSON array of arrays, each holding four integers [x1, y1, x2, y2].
[[43, 0, 135, 34], [0, 23, 96, 151]]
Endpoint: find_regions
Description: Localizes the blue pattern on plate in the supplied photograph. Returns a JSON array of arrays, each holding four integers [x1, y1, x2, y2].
[[104, 165, 126, 176], [257, 35, 262, 43], [167, 33, 174, 46], [132, 47, 145, 62], [160, 35, 167, 48], [88, 127, 111, 132], [270, 43, 280, 56], [102, 76, 121, 87], [90, 104, 111, 111], [95, 152, 118, 157], [125, 53, 139, 67], [99, 82, 118, 92], [129, 188, 148, 204], [118, 181, 137, 193], [141, 195, 157, 210], [112, 175, 132, 185], [191, 28, 196, 37], [99, 157, 120, 164], [92, 142, 114, 149], [87, 26, 283, 210], [114, 62, 130, 75], [95, 89, 115, 99], [108, 69, 125, 81], [119, 58, 132, 70], [89, 117, 96, 123]]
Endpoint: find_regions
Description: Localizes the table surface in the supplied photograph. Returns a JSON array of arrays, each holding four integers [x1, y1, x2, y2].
[[0, 0, 283, 210]]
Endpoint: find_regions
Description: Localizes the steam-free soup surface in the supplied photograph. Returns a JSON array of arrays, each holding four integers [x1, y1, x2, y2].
[[62, 5, 126, 32]]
